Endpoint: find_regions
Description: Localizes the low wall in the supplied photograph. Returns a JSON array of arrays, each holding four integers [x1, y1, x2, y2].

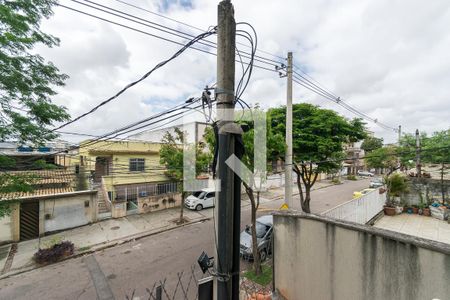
[[273, 212, 450, 300], [402, 177, 449, 206], [137, 193, 181, 214], [322, 189, 386, 224]]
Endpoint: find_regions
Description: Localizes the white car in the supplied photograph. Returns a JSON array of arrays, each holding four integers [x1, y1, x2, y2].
[[184, 188, 215, 211], [357, 170, 374, 177]]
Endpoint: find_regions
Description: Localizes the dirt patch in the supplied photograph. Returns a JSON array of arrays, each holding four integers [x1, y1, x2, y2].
[[170, 217, 191, 225]]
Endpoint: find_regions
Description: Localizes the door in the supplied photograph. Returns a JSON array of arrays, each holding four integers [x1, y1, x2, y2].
[[205, 192, 215, 208], [20, 202, 40, 241]]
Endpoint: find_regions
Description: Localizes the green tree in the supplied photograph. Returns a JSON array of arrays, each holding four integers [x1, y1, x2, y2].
[[159, 128, 210, 224], [422, 130, 450, 203], [269, 103, 366, 213], [1, 0, 69, 216], [361, 136, 383, 153], [0, 0, 69, 142], [365, 146, 398, 175]]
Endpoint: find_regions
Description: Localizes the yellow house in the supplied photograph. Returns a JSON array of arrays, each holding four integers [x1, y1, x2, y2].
[[74, 140, 180, 217]]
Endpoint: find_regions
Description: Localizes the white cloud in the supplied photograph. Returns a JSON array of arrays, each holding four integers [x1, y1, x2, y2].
[[37, 0, 449, 144]]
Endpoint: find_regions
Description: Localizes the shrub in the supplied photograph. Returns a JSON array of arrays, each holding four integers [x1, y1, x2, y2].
[[331, 178, 341, 184], [34, 241, 74, 264], [347, 175, 357, 181], [386, 173, 408, 197]]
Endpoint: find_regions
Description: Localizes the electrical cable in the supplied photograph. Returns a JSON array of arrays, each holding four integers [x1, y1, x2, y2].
[[53, 6, 216, 130]]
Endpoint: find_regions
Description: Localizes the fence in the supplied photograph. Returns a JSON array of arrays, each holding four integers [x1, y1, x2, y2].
[[114, 182, 180, 201], [126, 265, 208, 300], [322, 189, 386, 224], [125, 264, 272, 300]]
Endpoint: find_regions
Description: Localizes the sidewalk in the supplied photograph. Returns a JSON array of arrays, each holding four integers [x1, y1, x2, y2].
[[0, 178, 343, 279], [0, 208, 209, 279]]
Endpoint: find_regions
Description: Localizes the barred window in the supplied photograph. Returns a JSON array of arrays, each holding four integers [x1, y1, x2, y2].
[[129, 158, 145, 172]]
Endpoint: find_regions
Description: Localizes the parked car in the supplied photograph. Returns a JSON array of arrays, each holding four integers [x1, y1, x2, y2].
[[353, 188, 376, 199], [184, 188, 215, 211], [240, 215, 273, 261], [357, 170, 374, 177], [369, 178, 384, 188]]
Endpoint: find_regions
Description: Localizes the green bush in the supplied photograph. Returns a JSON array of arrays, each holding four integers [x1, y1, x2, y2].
[[331, 178, 341, 184], [386, 173, 408, 197], [347, 175, 357, 181]]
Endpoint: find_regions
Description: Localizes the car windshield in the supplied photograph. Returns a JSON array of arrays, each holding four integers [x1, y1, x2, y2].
[[245, 222, 269, 238], [193, 191, 206, 198]]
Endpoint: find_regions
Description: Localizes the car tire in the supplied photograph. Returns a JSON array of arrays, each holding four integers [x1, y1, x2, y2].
[[195, 204, 203, 211], [259, 249, 267, 262]]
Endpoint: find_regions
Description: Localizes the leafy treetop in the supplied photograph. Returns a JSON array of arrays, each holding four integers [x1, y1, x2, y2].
[[0, 0, 69, 144]]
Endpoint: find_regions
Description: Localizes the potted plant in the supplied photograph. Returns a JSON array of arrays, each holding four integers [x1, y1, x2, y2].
[[384, 174, 409, 216], [418, 203, 425, 215], [412, 205, 419, 214]]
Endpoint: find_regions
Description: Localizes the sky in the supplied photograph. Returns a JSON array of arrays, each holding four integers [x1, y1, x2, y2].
[[37, 0, 450, 144]]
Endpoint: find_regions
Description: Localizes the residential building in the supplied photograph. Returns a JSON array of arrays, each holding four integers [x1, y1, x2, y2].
[[343, 141, 367, 175], [0, 170, 97, 243], [73, 140, 181, 218], [128, 121, 210, 147], [0, 140, 73, 170]]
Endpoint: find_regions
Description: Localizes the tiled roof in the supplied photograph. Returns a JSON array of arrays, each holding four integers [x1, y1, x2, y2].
[[0, 170, 76, 200], [5, 170, 75, 184], [1, 187, 75, 200]]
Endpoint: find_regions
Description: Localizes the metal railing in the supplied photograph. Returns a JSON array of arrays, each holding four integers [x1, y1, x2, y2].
[[100, 177, 111, 211], [322, 189, 386, 224]]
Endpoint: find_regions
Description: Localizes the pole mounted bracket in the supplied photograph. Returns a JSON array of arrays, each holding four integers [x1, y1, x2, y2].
[[217, 120, 243, 135], [215, 87, 234, 96]]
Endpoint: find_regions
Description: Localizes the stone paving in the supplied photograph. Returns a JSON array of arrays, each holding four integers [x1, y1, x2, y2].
[[374, 213, 450, 244]]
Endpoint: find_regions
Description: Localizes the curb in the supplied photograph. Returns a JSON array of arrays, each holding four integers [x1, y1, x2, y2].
[[0, 216, 211, 280]]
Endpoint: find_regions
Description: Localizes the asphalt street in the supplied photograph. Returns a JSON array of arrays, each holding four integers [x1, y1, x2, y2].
[[0, 178, 370, 300]]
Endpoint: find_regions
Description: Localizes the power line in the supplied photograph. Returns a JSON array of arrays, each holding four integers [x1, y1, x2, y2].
[[111, 0, 286, 62], [292, 74, 397, 132], [72, 0, 279, 68], [58, 4, 280, 74], [52, 7, 216, 130]]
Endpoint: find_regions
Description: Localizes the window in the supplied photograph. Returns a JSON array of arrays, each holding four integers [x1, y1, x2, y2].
[[129, 158, 145, 172]]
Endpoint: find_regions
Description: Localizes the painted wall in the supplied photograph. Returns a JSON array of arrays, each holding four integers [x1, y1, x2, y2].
[[273, 212, 450, 300], [41, 192, 96, 233], [138, 193, 181, 213], [0, 215, 12, 243], [75, 140, 169, 193], [0, 203, 20, 243]]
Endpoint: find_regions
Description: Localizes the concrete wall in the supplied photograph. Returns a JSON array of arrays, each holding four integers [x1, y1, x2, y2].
[[0, 215, 12, 243], [0, 203, 20, 243], [40, 191, 97, 234], [137, 193, 181, 213], [273, 212, 450, 300], [402, 177, 449, 206]]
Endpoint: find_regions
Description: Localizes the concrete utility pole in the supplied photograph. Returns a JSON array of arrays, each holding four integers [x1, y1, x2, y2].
[[416, 129, 421, 177], [215, 1, 240, 299], [285, 52, 293, 208], [397, 125, 402, 168]]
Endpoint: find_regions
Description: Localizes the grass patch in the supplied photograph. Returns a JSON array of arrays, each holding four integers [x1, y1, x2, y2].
[[243, 265, 272, 286]]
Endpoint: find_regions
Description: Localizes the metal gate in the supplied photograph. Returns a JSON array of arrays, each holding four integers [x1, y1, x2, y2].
[[20, 202, 39, 241]]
